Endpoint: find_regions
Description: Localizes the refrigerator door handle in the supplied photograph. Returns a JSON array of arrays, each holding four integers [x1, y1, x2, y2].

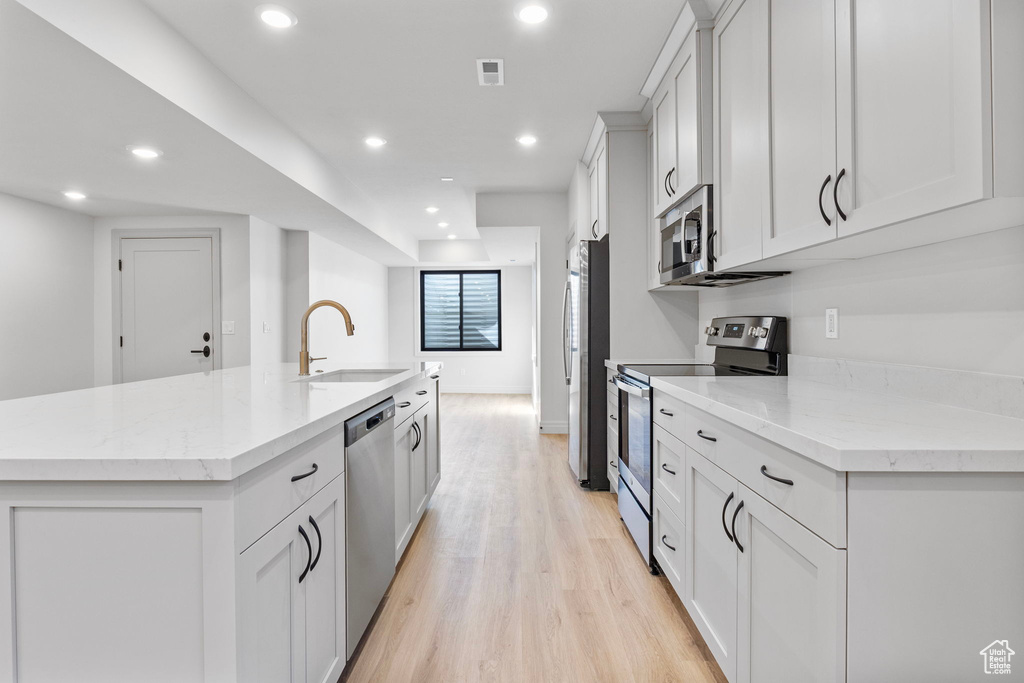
[[561, 281, 572, 385]]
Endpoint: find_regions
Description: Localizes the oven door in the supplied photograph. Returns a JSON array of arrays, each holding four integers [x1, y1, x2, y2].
[[615, 375, 652, 513]]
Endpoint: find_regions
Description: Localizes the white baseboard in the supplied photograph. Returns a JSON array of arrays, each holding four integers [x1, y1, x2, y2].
[[539, 421, 568, 434], [441, 386, 532, 395]]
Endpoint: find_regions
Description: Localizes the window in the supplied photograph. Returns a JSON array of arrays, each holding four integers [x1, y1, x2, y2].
[[420, 270, 501, 351]]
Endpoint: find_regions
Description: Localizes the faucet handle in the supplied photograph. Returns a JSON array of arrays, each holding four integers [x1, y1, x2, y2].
[[309, 356, 327, 363]]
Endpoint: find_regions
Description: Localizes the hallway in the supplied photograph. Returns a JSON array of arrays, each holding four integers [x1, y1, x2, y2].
[[344, 393, 724, 682]]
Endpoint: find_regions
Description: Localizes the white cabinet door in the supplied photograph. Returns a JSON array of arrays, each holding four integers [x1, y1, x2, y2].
[[652, 424, 685, 520], [764, 0, 838, 257], [736, 484, 846, 683], [394, 417, 414, 564], [686, 449, 740, 682], [588, 141, 609, 239], [653, 77, 677, 214], [238, 502, 308, 683], [653, 491, 686, 597], [426, 382, 440, 495], [304, 474, 346, 683], [835, 0, 990, 237], [588, 152, 601, 241], [673, 28, 711, 201], [712, 0, 770, 271], [411, 407, 429, 520]]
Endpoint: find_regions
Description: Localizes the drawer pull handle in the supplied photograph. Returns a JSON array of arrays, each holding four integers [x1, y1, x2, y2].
[[611, 460, 616, 467], [298, 525, 312, 583], [731, 500, 745, 553], [308, 515, 322, 571], [430, 374, 440, 379], [416, 390, 428, 396], [609, 414, 617, 421], [697, 430, 717, 443], [661, 463, 677, 475], [397, 401, 412, 408], [659, 408, 674, 417], [722, 492, 735, 542], [661, 535, 677, 552], [760, 465, 794, 486], [609, 378, 616, 384], [291, 463, 319, 482]]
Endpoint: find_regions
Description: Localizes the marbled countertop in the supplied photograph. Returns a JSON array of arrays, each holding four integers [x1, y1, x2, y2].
[[651, 375, 1024, 473], [0, 361, 441, 481]]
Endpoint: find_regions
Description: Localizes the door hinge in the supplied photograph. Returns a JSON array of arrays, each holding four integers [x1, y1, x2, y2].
[[120, 336, 123, 347], [118, 259, 122, 271]]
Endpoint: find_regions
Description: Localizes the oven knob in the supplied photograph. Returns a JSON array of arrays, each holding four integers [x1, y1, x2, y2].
[[747, 326, 758, 337], [706, 326, 719, 336], [758, 327, 769, 338]]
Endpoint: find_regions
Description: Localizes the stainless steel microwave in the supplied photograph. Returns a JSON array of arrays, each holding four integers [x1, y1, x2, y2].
[[658, 185, 786, 287]]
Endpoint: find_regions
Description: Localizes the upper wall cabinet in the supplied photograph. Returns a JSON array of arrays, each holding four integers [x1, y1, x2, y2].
[[588, 139, 608, 240], [652, 27, 713, 218]]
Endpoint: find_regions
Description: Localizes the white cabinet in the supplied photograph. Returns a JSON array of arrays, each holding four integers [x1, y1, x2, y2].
[[394, 415, 414, 563], [238, 473, 346, 683], [735, 483, 845, 683], [587, 140, 608, 240], [394, 379, 441, 565], [652, 424, 684, 519], [653, 491, 686, 597], [426, 375, 441, 495], [712, 0, 769, 271], [653, 27, 713, 217]]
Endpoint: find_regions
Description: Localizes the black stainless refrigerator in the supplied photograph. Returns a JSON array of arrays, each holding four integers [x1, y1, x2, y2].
[[563, 235, 609, 489]]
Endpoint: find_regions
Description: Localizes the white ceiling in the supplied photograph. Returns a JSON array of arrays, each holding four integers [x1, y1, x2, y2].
[[140, 0, 680, 241]]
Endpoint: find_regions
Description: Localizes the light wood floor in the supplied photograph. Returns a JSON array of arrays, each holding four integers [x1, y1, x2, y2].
[[343, 393, 726, 683]]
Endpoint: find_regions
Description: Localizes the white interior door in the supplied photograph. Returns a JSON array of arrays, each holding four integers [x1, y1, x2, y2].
[[120, 237, 216, 383]]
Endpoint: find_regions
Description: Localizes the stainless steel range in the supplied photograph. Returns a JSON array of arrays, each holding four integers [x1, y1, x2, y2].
[[613, 316, 788, 569]]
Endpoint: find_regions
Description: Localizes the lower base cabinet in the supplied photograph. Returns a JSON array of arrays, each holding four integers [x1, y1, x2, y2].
[[395, 378, 441, 565], [238, 473, 347, 683]]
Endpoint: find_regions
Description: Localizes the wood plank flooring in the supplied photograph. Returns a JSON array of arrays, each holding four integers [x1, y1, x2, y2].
[[343, 393, 726, 683]]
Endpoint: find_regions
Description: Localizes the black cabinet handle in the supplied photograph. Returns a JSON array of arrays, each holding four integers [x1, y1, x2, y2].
[[609, 378, 616, 384], [662, 535, 677, 552], [609, 414, 617, 421], [663, 170, 671, 198], [661, 463, 677, 475], [668, 167, 676, 195], [706, 229, 716, 269], [308, 515, 322, 571], [416, 390, 428, 396], [731, 500, 745, 552], [818, 174, 832, 226], [411, 422, 422, 451], [721, 491, 735, 542], [298, 525, 312, 583], [697, 430, 717, 443], [659, 408, 674, 417], [591, 219, 599, 238], [190, 346, 211, 358], [291, 463, 318, 482], [760, 465, 794, 486], [430, 374, 440, 379], [397, 401, 411, 408], [834, 168, 847, 221]]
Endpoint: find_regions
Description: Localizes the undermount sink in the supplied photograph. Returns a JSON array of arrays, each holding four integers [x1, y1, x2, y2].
[[304, 368, 405, 383]]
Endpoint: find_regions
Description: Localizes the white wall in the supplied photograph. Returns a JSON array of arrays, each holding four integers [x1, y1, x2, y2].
[[477, 192, 569, 432], [0, 193, 94, 400], [92, 215, 252, 386], [388, 266, 534, 393], [698, 225, 1024, 376], [248, 217, 288, 367]]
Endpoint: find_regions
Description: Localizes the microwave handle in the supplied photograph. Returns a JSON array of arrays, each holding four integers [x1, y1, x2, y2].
[[614, 376, 650, 398]]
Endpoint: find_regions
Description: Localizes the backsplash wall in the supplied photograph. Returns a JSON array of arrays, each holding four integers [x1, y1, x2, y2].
[[697, 225, 1024, 377]]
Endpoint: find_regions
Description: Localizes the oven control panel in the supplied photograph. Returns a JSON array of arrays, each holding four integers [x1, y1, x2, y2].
[[705, 316, 786, 352]]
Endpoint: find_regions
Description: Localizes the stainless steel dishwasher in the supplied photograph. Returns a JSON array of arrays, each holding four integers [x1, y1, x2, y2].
[[344, 397, 396, 659]]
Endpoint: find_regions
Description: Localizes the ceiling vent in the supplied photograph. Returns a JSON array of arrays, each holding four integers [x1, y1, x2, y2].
[[476, 59, 504, 86]]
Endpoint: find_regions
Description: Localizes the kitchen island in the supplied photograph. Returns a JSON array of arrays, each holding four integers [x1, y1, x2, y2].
[[0, 360, 442, 683]]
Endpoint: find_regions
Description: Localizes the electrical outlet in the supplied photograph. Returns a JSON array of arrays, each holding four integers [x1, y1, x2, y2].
[[825, 308, 839, 339], [222, 321, 236, 335]]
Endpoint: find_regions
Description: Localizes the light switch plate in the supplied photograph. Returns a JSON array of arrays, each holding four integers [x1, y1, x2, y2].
[[222, 321, 236, 335], [825, 308, 839, 339]]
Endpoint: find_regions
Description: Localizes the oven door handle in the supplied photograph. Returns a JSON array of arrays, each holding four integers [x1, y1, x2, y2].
[[614, 376, 649, 399]]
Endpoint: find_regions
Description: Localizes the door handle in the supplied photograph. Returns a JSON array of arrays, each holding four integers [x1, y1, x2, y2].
[[659, 408, 674, 417], [298, 525, 312, 583], [697, 429, 717, 443], [760, 465, 794, 486], [818, 174, 833, 226], [190, 346, 211, 358], [416, 390, 428, 396], [591, 220, 599, 238], [308, 515, 322, 571], [721, 491, 735, 542], [731, 500, 745, 552], [834, 168, 848, 221], [668, 167, 676, 195], [609, 414, 617, 421], [411, 421, 422, 451], [661, 463, 677, 475], [661, 535, 677, 552], [397, 401, 412, 408], [291, 463, 319, 482]]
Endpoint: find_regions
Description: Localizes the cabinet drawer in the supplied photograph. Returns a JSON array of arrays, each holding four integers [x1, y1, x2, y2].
[[653, 491, 685, 597], [686, 406, 846, 547], [395, 380, 430, 427], [607, 394, 619, 434], [653, 425, 685, 521], [235, 424, 346, 552], [652, 389, 687, 437], [607, 369, 618, 397], [607, 442, 619, 494]]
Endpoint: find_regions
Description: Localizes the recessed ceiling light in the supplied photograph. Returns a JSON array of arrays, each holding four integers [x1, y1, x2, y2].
[[63, 190, 86, 200], [441, 177, 454, 182], [257, 4, 297, 28], [128, 146, 162, 159], [516, 134, 538, 147], [447, 234, 457, 240], [438, 222, 449, 228], [364, 136, 387, 148], [517, 5, 548, 23], [426, 206, 439, 214]]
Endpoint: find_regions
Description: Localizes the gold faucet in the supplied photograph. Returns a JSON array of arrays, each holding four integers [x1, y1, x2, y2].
[[299, 300, 355, 375]]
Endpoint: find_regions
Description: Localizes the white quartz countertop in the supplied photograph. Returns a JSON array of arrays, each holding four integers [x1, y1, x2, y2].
[[604, 358, 695, 371], [650, 375, 1024, 472], [0, 361, 441, 481]]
